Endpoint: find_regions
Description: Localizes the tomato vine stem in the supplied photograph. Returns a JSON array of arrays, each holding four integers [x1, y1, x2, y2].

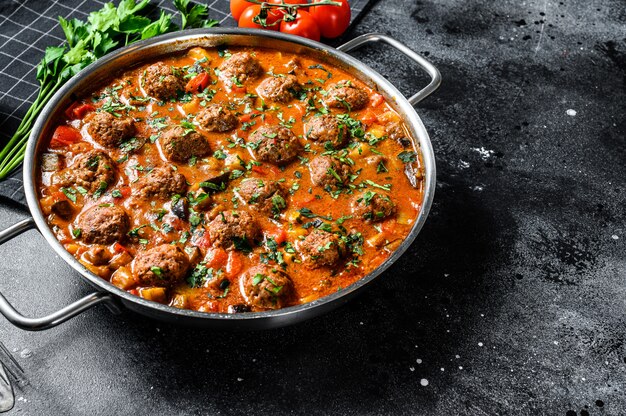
[[248, 0, 342, 27]]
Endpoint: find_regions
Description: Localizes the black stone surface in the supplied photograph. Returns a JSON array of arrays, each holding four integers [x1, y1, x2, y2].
[[1, 0, 625, 414]]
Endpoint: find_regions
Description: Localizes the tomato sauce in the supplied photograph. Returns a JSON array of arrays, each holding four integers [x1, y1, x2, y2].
[[36, 46, 424, 313]]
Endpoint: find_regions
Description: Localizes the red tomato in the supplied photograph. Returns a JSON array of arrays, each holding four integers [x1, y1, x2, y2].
[[238, 5, 280, 30], [279, 10, 320, 41], [64, 103, 79, 119], [361, 110, 378, 126], [272, 0, 307, 4], [310, 0, 351, 39], [230, 0, 253, 21], [114, 242, 129, 253], [65, 102, 95, 119], [251, 165, 268, 175], [251, 164, 281, 176], [225, 251, 244, 278], [119, 186, 132, 198], [113, 185, 131, 199], [232, 0, 306, 23], [195, 232, 213, 250], [52, 191, 68, 202], [239, 111, 261, 123], [206, 248, 228, 269], [185, 72, 210, 93], [50, 125, 82, 147], [267, 228, 287, 245]]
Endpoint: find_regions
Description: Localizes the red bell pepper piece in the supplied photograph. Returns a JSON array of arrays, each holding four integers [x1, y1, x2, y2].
[[114, 242, 129, 253], [225, 251, 244, 278], [205, 247, 228, 269], [64, 102, 95, 119], [50, 125, 82, 148], [185, 72, 210, 93], [361, 110, 378, 126], [267, 228, 287, 245]]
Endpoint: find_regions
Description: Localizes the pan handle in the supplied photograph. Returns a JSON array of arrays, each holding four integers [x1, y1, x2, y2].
[[337, 33, 441, 106], [0, 217, 118, 331]]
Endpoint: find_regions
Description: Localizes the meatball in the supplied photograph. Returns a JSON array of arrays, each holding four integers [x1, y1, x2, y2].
[[142, 62, 183, 100], [257, 74, 301, 103], [309, 155, 352, 188], [352, 191, 396, 221], [239, 265, 293, 310], [133, 244, 190, 286], [133, 166, 187, 200], [77, 205, 130, 245], [305, 115, 349, 148], [207, 211, 260, 250], [299, 229, 344, 268], [87, 112, 135, 148], [324, 83, 368, 111], [218, 52, 262, 85], [160, 126, 210, 162], [195, 105, 238, 132], [237, 178, 287, 217], [55, 150, 116, 194], [249, 126, 302, 165]]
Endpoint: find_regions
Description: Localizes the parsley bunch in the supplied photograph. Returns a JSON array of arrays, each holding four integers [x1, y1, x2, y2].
[[0, 0, 218, 179]]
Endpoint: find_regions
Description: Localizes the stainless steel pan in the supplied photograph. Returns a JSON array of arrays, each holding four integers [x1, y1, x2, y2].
[[0, 29, 440, 330]]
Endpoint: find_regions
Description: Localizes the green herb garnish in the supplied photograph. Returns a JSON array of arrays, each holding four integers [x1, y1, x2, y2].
[[0, 0, 219, 180]]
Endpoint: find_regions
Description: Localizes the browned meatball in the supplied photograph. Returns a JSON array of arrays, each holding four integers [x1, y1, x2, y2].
[[309, 155, 352, 189], [352, 191, 396, 221], [219, 52, 262, 85], [207, 211, 260, 250], [324, 83, 368, 111], [305, 115, 349, 148], [249, 126, 302, 165], [257, 74, 301, 103], [133, 166, 187, 201], [299, 229, 344, 268], [55, 150, 116, 194], [133, 244, 190, 286], [239, 265, 293, 310], [143, 62, 183, 100], [237, 178, 287, 217], [195, 105, 238, 132], [159, 126, 210, 162], [87, 112, 135, 148], [77, 205, 130, 245]]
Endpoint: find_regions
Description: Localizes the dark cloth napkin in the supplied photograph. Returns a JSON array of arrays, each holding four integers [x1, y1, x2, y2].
[[0, 0, 373, 206]]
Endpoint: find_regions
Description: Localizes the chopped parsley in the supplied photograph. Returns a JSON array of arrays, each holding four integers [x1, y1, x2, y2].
[[298, 207, 333, 221], [60, 187, 77, 202], [398, 150, 417, 163], [364, 179, 391, 191], [93, 181, 108, 199], [187, 263, 214, 288]]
